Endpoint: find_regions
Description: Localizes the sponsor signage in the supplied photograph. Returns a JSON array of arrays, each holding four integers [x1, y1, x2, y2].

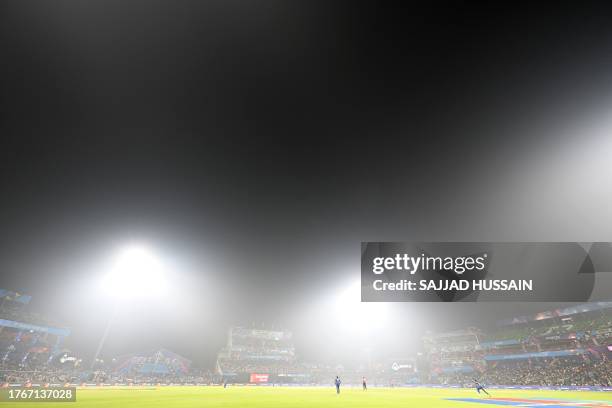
[[249, 374, 269, 383]]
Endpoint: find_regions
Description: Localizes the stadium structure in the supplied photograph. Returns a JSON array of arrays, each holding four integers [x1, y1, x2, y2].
[[0, 290, 73, 383], [215, 327, 306, 384], [0, 289, 611, 389], [425, 302, 612, 388], [112, 349, 191, 377]]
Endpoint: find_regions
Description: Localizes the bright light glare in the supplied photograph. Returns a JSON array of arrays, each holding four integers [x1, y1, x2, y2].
[[102, 245, 167, 298], [335, 281, 388, 331]]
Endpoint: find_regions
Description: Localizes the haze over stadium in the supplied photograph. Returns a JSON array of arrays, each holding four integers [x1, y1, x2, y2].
[[1, 1, 612, 407]]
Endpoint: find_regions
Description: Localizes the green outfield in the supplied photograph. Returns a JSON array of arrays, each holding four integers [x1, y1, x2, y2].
[[6, 386, 612, 408]]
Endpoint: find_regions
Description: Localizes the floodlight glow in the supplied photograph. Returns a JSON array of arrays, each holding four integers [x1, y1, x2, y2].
[[335, 281, 388, 331], [102, 245, 167, 298]]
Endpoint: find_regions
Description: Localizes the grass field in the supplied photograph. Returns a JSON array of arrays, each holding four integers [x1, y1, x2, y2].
[[6, 386, 612, 408]]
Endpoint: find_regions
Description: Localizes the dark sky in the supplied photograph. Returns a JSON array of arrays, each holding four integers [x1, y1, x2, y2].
[[2, 2, 612, 367]]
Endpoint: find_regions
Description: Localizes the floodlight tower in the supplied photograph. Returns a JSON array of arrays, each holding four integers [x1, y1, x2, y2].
[[91, 245, 166, 371], [336, 280, 388, 331]]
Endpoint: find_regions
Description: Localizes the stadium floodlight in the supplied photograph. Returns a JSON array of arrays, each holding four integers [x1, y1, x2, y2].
[[101, 244, 167, 298], [92, 244, 167, 370], [335, 280, 388, 332]]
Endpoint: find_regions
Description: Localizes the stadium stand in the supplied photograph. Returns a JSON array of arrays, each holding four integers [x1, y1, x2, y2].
[[215, 327, 310, 383], [425, 302, 612, 387], [0, 291, 71, 366], [114, 349, 191, 377], [1, 290, 611, 387]]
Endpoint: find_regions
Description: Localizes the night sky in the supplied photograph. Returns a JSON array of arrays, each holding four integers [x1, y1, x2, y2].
[[1, 2, 612, 366]]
